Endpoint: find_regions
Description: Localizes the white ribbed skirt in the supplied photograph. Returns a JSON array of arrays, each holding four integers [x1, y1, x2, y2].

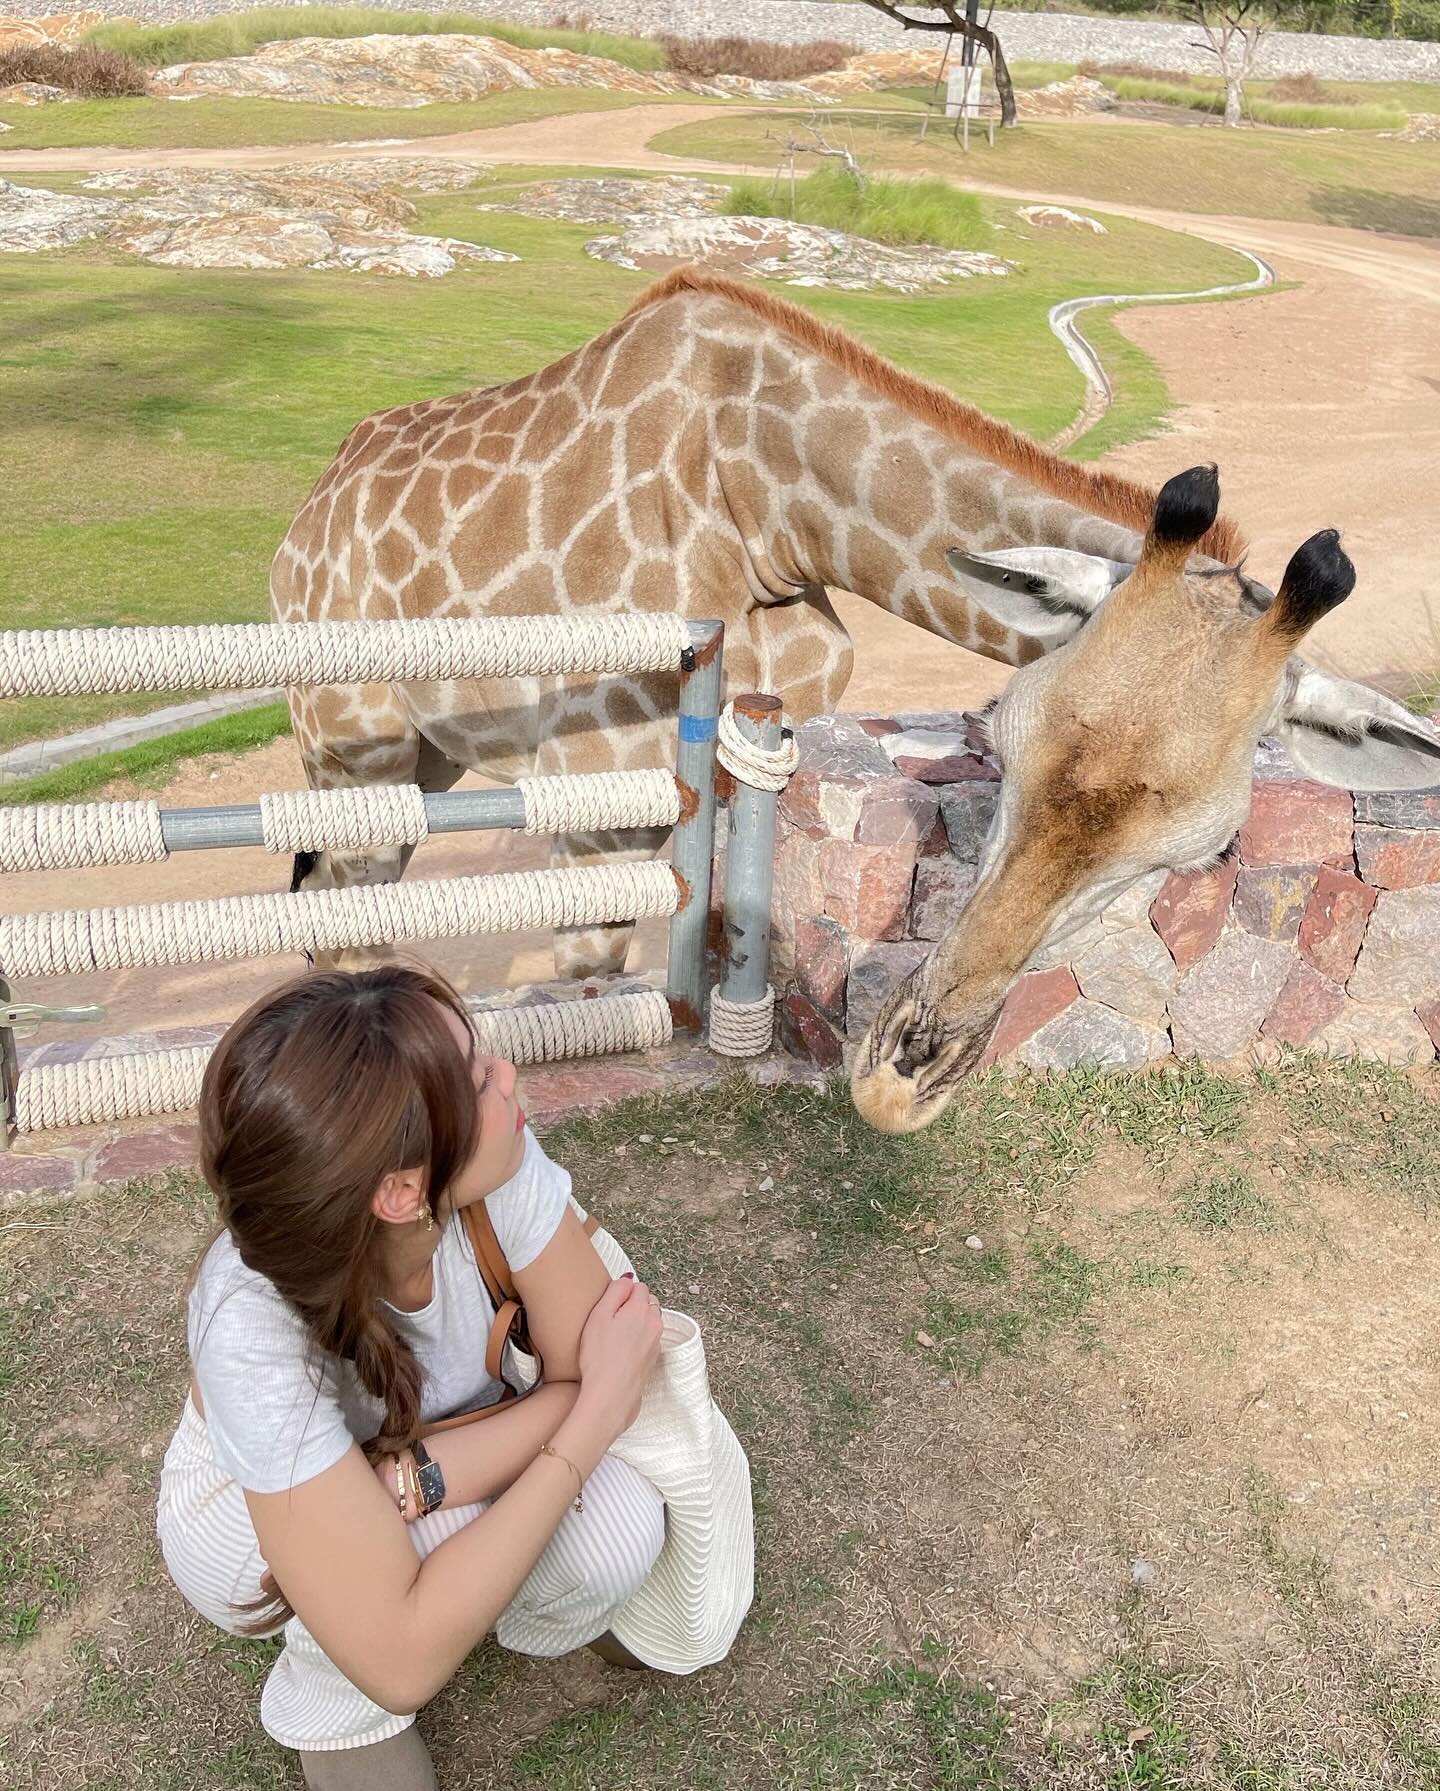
[[157, 1397, 665, 1752]]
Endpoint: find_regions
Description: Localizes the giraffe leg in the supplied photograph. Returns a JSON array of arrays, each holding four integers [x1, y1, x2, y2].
[[549, 825, 671, 980], [289, 686, 465, 974]]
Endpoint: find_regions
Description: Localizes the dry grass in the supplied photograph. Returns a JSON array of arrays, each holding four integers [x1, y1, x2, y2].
[[0, 42, 148, 97], [659, 34, 858, 82], [4, 1056, 1439, 1786]]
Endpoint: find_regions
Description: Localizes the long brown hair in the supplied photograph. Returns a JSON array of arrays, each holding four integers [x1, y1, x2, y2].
[[191, 964, 479, 1630]]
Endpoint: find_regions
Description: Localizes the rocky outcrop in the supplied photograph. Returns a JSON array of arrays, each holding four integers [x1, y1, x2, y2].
[[4, 161, 511, 276], [479, 175, 728, 227], [1017, 205, 1107, 234], [586, 213, 1011, 295], [0, 78, 68, 102], [0, 10, 116, 51], [1017, 76, 1118, 120], [150, 32, 687, 107]]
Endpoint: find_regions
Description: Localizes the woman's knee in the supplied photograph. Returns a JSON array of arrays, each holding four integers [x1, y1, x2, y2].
[[571, 1458, 665, 1607]]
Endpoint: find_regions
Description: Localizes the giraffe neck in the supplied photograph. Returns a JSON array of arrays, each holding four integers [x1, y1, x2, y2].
[[679, 298, 1149, 669]]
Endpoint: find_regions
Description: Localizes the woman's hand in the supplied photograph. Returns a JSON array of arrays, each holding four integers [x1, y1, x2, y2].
[[575, 1275, 663, 1443]]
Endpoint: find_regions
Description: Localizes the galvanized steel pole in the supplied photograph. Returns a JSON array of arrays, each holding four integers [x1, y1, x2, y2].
[[666, 621, 724, 1032], [717, 694, 783, 1018]]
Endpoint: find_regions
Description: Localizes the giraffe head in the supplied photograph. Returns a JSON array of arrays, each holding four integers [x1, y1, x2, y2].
[[851, 465, 1440, 1134]]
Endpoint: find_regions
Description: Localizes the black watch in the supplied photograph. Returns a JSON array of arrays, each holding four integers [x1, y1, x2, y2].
[[411, 1440, 446, 1516]]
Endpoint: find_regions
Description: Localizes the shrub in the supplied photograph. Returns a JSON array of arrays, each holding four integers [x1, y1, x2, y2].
[[729, 164, 991, 253], [1266, 71, 1351, 104], [1098, 73, 1402, 129], [0, 42, 149, 97], [86, 8, 665, 74], [1079, 59, 1195, 84], [661, 35, 857, 82]]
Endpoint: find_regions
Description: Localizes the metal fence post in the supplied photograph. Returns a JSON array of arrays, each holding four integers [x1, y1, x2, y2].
[[717, 695, 783, 1024], [666, 621, 723, 1033], [0, 976, 16, 1152]]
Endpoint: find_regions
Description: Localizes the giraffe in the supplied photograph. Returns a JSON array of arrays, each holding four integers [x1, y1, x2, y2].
[[271, 266, 1246, 978], [850, 464, 1440, 1134]]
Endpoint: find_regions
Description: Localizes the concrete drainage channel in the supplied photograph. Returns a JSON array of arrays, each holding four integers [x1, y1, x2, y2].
[[1048, 249, 1275, 450]]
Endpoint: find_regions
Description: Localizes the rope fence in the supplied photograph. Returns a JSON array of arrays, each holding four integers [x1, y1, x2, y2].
[[0, 614, 695, 698], [0, 861, 681, 980], [0, 607, 809, 1145], [0, 770, 684, 874], [13, 989, 673, 1133]]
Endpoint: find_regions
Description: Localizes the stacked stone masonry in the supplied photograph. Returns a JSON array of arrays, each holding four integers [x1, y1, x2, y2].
[[42, 0, 1440, 81], [773, 712, 1440, 1073]]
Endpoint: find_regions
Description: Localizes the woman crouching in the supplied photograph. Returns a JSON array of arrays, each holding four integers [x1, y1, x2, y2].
[[158, 966, 670, 1788]]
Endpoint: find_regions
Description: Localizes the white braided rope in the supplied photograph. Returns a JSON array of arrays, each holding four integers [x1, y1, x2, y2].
[[0, 615, 693, 698], [259, 784, 430, 855], [0, 799, 167, 873], [708, 985, 777, 1058], [12, 990, 673, 1132], [473, 988, 672, 1065], [0, 861, 680, 979], [518, 769, 681, 837], [15, 1046, 214, 1132], [715, 702, 799, 793]]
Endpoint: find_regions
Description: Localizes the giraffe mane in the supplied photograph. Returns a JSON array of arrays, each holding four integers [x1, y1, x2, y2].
[[626, 267, 1245, 563]]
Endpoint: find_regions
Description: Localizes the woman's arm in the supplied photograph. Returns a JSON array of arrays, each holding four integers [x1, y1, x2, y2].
[[389, 1382, 580, 1509], [513, 1207, 612, 1384], [246, 1276, 659, 1716]]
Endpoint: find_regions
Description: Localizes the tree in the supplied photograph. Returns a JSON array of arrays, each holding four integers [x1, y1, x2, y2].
[[854, 0, 1019, 128], [1086, 0, 1371, 126]]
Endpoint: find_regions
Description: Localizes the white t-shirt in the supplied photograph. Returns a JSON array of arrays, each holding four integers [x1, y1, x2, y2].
[[188, 1128, 573, 1495]]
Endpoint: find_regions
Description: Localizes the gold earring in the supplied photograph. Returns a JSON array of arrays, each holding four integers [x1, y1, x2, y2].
[[418, 1205, 435, 1233]]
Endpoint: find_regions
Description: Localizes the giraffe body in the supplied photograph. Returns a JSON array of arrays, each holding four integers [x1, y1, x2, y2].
[[272, 269, 1240, 976]]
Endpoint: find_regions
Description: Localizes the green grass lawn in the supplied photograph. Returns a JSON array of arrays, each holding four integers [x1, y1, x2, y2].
[[0, 164, 1251, 753], [5, 1055, 1438, 1787], [653, 111, 1440, 237]]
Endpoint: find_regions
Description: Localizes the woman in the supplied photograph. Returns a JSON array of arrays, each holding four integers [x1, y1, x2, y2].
[[158, 965, 669, 1790]]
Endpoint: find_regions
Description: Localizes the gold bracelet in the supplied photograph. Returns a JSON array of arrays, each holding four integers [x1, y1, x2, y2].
[[393, 1453, 407, 1519], [401, 1450, 422, 1523], [538, 1442, 585, 1514]]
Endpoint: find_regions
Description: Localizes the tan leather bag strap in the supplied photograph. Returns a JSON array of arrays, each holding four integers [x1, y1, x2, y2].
[[419, 1205, 601, 1441]]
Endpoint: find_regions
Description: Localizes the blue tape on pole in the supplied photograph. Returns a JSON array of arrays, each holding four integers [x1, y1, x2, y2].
[[679, 714, 718, 743]]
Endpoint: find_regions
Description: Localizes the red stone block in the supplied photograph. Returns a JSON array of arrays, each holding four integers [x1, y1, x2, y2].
[[0, 1150, 79, 1195], [1355, 825, 1440, 891], [1238, 780, 1353, 868], [794, 916, 849, 1021], [780, 991, 845, 1069], [918, 813, 949, 858], [820, 837, 920, 943], [892, 752, 997, 786], [92, 1124, 199, 1185], [1149, 860, 1239, 972], [1298, 865, 1377, 985], [1418, 996, 1440, 1054], [855, 716, 902, 739], [1262, 960, 1346, 1048], [978, 966, 1080, 1068]]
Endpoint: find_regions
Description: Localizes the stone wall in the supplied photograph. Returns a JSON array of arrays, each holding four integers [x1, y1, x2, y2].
[[60, 0, 1440, 82], [772, 712, 1440, 1073]]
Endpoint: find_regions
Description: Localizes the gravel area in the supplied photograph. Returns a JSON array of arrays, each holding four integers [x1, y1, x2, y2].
[[67, 0, 1440, 82]]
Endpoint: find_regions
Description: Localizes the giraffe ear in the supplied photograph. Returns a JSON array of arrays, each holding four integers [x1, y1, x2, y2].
[[1276, 662, 1440, 792], [945, 546, 1133, 649]]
